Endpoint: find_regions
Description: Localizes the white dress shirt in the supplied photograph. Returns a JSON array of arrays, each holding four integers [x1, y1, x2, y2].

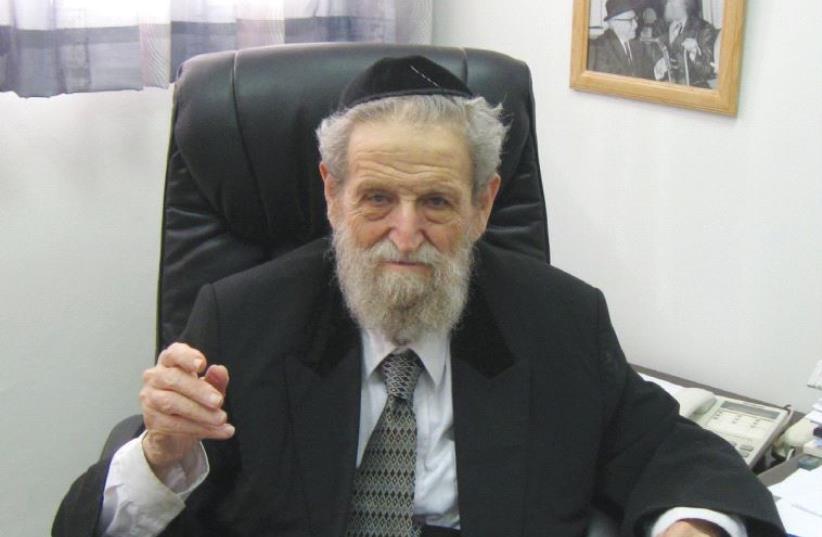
[[99, 328, 747, 537], [98, 432, 207, 536], [359, 329, 458, 528], [619, 38, 633, 64]]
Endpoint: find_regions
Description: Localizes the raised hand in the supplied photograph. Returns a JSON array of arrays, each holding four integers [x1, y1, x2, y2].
[[139, 342, 234, 478]]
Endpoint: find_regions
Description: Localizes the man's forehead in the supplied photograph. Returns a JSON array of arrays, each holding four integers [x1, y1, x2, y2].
[[347, 120, 470, 172], [348, 117, 464, 153], [351, 175, 468, 195], [346, 157, 473, 194], [336, 124, 470, 199]]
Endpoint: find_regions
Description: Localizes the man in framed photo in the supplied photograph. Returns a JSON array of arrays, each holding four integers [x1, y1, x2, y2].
[[587, 0, 656, 79], [652, 0, 719, 87]]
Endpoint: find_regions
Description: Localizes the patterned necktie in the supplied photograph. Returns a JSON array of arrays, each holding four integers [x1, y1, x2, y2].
[[347, 349, 424, 537]]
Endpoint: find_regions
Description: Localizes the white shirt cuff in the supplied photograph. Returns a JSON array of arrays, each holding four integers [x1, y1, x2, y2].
[[650, 507, 747, 537], [98, 432, 209, 536]]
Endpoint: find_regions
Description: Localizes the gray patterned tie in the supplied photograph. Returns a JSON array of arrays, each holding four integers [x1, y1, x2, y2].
[[347, 349, 424, 537]]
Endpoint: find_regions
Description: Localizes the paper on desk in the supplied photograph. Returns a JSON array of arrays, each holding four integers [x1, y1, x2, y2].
[[638, 373, 684, 397], [769, 466, 822, 517], [775, 499, 822, 537], [806, 409, 822, 425]]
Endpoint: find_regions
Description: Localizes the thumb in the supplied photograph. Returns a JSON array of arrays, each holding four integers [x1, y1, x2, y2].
[[203, 364, 230, 396]]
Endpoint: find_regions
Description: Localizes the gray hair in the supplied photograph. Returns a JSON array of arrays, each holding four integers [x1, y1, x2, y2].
[[316, 94, 508, 200]]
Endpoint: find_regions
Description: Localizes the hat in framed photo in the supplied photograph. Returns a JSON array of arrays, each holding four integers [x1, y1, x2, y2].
[[603, 0, 639, 20]]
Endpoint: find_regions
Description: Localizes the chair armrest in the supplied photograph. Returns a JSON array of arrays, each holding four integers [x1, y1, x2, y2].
[[100, 415, 144, 460]]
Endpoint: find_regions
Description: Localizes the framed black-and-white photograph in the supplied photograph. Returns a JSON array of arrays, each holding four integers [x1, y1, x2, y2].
[[570, 0, 746, 115]]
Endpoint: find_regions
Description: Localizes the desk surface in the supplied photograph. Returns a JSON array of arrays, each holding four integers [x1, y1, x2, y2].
[[758, 456, 802, 487]]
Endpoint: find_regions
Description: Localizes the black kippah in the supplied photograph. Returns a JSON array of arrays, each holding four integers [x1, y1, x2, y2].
[[338, 55, 474, 110]]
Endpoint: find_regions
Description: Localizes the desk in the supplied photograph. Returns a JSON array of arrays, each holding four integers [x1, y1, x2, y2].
[[758, 456, 802, 487], [759, 455, 822, 537]]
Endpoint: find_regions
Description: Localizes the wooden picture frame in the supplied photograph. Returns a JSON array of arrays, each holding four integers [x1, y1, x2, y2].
[[570, 0, 746, 115]]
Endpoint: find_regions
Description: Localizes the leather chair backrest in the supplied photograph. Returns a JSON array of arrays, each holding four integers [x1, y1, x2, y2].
[[157, 43, 549, 353]]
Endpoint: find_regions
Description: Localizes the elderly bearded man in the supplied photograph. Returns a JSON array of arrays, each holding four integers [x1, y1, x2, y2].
[[53, 57, 783, 537]]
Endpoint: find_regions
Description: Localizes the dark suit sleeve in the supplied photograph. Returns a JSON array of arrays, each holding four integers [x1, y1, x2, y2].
[[591, 290, 785, 537], [52, 456, 115, 537], [52, 284, 222, 537]]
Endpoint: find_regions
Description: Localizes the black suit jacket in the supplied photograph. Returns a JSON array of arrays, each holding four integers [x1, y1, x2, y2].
[[587, 30, 654, 79], [54, 238, 784, 537]]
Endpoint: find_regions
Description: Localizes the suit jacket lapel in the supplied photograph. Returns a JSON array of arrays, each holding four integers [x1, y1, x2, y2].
[[284, 273, 361, 537], [451, 247, 530, 537]]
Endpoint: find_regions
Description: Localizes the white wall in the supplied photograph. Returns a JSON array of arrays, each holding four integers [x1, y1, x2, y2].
[[433, 1, 822, 412], [0, 88, 172, 535]]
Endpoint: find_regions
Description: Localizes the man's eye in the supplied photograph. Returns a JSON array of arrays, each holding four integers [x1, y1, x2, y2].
[[366, 193, 391, 205], [424, 196, 451, 209]]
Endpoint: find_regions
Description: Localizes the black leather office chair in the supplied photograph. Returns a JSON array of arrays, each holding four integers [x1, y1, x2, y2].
[[104, 41, 549, 452]]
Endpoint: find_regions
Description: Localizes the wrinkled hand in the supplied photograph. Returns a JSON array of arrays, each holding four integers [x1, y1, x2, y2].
[[140, 343, 234, 478], [661, 519, 725, 537]]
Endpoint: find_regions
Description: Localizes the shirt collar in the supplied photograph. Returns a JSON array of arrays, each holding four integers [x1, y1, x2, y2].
[[361, 328, 449, 388]]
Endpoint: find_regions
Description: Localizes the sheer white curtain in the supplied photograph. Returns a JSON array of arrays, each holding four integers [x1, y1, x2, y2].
[[0, 0, 432, 97]]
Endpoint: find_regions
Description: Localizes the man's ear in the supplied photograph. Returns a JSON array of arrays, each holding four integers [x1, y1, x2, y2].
[[319, 162, 340, 229], [471, 174, 501, 239]]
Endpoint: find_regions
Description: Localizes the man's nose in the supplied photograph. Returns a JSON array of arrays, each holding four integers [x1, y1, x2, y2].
[[388, 201, 425, 254]]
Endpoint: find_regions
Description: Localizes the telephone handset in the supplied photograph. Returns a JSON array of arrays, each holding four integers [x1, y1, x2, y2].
[[673, 387, 790, 467], [675, 387, 717, 417]]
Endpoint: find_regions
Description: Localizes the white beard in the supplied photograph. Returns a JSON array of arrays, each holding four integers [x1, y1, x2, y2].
[[332, 224, 475, 346]]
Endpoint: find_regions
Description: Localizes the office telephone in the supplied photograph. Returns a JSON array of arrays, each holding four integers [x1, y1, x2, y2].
[[673, 387, 790, 467], [639, 373, 791, 467]]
